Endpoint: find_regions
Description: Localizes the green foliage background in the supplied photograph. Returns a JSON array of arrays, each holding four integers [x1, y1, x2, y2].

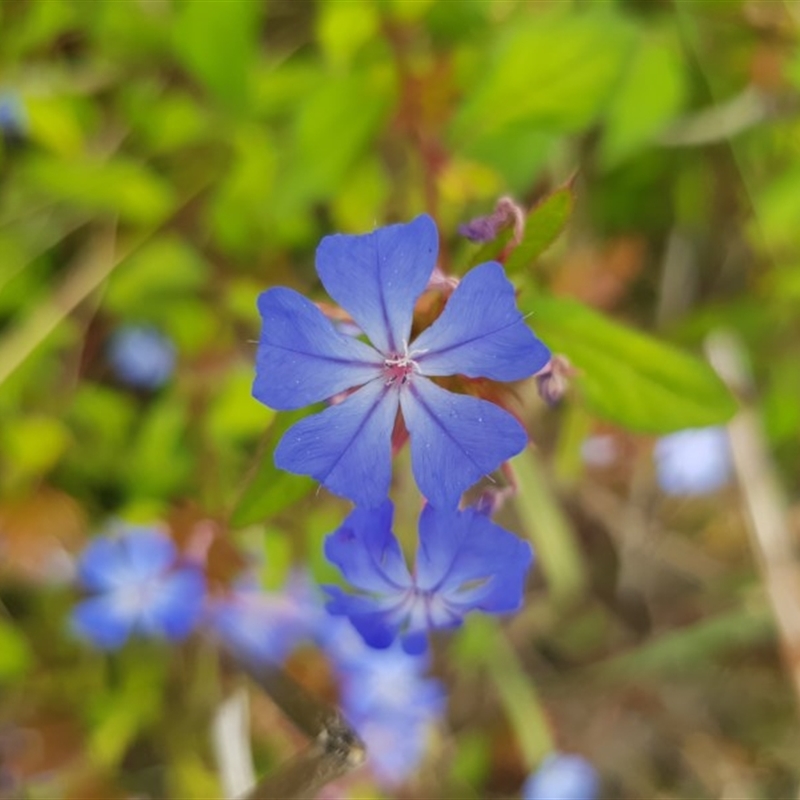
[[0, 0, 798, 798]]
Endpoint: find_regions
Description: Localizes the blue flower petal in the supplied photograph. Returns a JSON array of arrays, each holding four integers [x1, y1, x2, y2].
[[78, 528, 174, 591], [121, 529, 178, 581], [325, 588, 401, 649], [416, 506, 532, 613], [315, 215, 438, 356], [71, 596, 134, 650], [400, 630, 429, 656], [139, 567, 205, 641], [210, 592, 309, 665], [523, 753, 600, 800], [254, 288, 383, 410], [400, 378, 528, 508], [413, 262, 550, 381], [324, 502, 413, 593], [274, 379, 400, 507], [77, 538, 126, 591]]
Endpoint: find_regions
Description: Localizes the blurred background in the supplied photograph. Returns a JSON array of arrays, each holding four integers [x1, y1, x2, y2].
[[1, 0, 800, 798]]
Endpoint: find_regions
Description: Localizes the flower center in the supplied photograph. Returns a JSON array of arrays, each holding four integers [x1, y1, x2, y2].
[[383, 352, 417, 386]]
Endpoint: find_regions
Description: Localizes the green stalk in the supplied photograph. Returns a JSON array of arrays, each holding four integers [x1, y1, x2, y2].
[[511, 446, 587, 605]]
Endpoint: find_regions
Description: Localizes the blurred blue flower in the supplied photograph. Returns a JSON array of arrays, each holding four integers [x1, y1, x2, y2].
[[324, 621, 445, 787], [107, 325, 176, 390], [324, 500, 533, 654], [654, 426, 732, 496], [204, 567, 446, 788], [522, 753, 600, 800], [208, 572, 322, 666], [253, 214, 550, 509], [72, 527, 205, 649]]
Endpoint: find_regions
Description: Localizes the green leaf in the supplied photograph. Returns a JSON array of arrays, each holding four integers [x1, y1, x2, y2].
[[207, 367, 274, 446], [505, 186, 574, 274], [23, 156, 175, 225], [462, 125, 556, 195], [25, 96, 85, 157], [595, 606, 774, 679], [459, 618, 553, 768], [524, 293, 738, 433], [0, 618, 32, 682], [172, 0, 261, 115], [464, 227, 513, 270], [599, 34, 687, 168], [451, 11, 635, 145], [2, 415, 71, 481], [511, 447, 586, 603], [229, 411, 316, 528], [316, 0, 379, 67], [124, 396, 192, 499], [281, 70, 393, 212], [105, 235, 209, 316]]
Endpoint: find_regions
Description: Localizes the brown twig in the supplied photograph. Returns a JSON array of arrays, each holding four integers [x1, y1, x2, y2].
[[234, 657, 365, 800]]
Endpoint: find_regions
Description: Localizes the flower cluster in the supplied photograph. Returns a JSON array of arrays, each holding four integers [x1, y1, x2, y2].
[[254, 214, 550, 651], [71, 544, 444, 788], [67, 213, 550, 788]]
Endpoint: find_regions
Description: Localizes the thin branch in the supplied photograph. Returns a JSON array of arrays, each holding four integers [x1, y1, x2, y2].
[[232, 656, 366, 800], [706, 331, 800, 708]]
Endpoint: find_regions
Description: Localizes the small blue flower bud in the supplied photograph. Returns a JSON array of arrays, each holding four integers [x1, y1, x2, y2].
[[522, 753, 599, 800], [107, 325, 176, 390]]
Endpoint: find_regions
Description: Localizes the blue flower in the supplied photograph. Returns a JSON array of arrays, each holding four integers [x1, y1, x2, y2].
[[323, 500, 533, 654], [71, 526, 205, 649], [208, 572, 322, 666], [107, 325, 176, 390], [324, 622, 445, 787], [654, 426, 731, 496], [522, 753, 600, 800], [253, 214, 550, 509]]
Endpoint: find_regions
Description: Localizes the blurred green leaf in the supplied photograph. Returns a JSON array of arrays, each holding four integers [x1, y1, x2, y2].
[[0, 618, 32, 682], [230, 411, 316, 528], [753, 166, 800, 255], [88, 646, 166, 767], [25, 96, 85, 156], [207, 366, 274, 446], [162, 297, 219, 355], [65, 383, 137, 486], [282, 71, 393, 211], [462, 125, 556, 195], [595, 606, 774, 679], [525, 293, 739, 432], [505, 185, 573, 274], [22, 156, 176, 225], [464, 227, 513, 270], [2, 415, 71, 482], [105, 235, 209, 316], [208, 125, 277, 255], [330, 156, 390, 232], [173, 0, 260, 115], [451, 10, 635, 144], [0, 233, 32, 301], [316, 0, 380, 67], [600, 35, 686, 168], [461, 617, 553, 768], [124, 396, 192, 498], [511, 447, 586, 603], [125, 88, 211, 154]]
